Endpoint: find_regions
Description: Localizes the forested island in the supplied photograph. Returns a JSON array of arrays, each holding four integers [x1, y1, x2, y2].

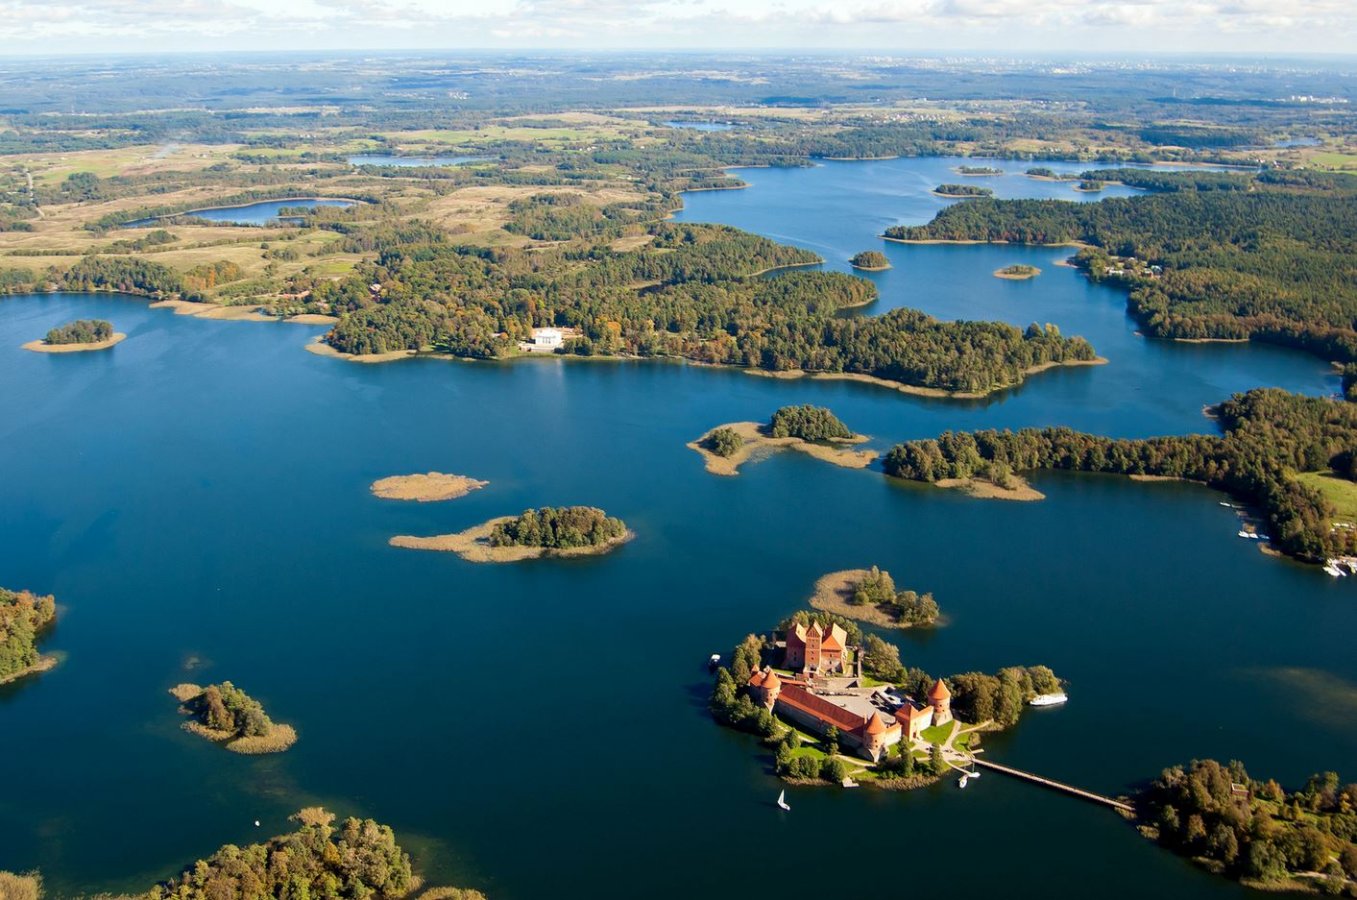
[[933, 183, 994, 198], [886, 168, 1357, 364], [689, 405, 874, 475], [23, 318, 124, 353], [0, 808, 484, 900], [0, 588, 58, 686], [1135, 759, 1356, 894], [994, 264, 1040, 280], [808, 566, 941, 628], [1025, 167, 1077, 181], [170, 681, 297, 754], [883, 388, 1357, 563], [391, 506, 632, 562], [849, 250, 891, 270], [956, 166, 1003, 176]]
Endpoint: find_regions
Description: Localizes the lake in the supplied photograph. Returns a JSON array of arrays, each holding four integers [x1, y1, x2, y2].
[[348, 155, 489, 167], [663, 120, 734, 131], [2, 156, 1353, 900], [125, 198, 357, 227]]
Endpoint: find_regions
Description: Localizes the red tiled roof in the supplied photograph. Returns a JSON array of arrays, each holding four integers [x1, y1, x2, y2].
[[775, 684, 867, 734], [819, 624, 847, 652], [864, 711, 887, 735], [897, 703, 931, 724], [929, 679, 951, 701]]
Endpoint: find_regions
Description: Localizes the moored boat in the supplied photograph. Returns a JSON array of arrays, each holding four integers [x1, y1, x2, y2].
[[1029, 692, 1069, 707]]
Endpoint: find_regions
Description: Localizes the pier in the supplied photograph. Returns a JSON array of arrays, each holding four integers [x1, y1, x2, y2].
[[970, 758, 1135, 813]]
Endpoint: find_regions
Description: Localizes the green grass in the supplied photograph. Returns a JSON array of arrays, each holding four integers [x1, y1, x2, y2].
[[1305, 150, 1357, 171], [920, 722, 953, 745], [1295, 471, 1357, 523]]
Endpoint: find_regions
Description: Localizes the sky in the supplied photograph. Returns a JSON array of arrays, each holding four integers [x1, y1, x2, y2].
[[0, 0, 1355, 56]]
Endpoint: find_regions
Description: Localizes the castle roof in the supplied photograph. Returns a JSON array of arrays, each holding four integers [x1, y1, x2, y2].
[[897, 702, 932, 724], [774, 683, 867, 734], [929, 679, 951, 701], [819, 624, 847, 652], [864, 711, 888, 735]]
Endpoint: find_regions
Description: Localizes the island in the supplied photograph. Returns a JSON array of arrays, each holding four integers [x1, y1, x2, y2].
[[956, 165, 1003, 176], [22, 319, 125, 353], [170, 681, 297, 754], [709, 611, 1063, 790], [0, 808, 485, 900], [1074, 178, 1106, 192], [932, 183, 994, 198], [1134, 759, 1357, 894], [849, 250, 891, 271], [391, 506, 632, 562], [0, 587, 58, 686], [808, 566, 940, 629], [688, 405, 875, 476], [994, 264, 1041, 280], [370, 472, 488, 502], [1024, 167, 1076, 181]]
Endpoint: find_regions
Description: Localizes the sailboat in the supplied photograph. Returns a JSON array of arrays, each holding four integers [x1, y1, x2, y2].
[[777, 789, 791, 811], [958, 774, 969, 789]]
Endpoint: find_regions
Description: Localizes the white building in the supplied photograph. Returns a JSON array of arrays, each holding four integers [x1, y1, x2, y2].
[[531, 328, 563, 349]]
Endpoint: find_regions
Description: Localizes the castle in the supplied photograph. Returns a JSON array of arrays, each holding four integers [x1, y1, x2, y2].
[[749, 629, 960, 765]]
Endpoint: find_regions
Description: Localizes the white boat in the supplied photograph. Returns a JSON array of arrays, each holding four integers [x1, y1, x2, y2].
[[1324, 563, 1345, 578], [1029, 692, 1069, 707], [708, 653, 721, 669], [968, 769, 982, 779], [1237, 530, 1252, 538], [777, 789, 790, 811], [958, 775, 969, 789]]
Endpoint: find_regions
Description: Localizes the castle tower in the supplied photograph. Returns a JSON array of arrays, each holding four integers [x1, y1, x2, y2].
[[929, 678, 952, 725], [863, 711, 888, 761]]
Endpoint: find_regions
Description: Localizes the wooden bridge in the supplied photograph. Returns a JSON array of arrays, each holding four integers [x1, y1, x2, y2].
[[970, 757, 1135, 814]]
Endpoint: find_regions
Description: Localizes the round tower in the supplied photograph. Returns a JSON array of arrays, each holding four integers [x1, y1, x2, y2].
[[929, 678, 952, 725]]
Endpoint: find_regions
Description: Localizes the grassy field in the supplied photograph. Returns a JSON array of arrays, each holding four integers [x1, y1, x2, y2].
[[1296, 471, 1357, 523]]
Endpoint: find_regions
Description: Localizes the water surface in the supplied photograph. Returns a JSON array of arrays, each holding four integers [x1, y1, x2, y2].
[[2, 156, 1353, 900]]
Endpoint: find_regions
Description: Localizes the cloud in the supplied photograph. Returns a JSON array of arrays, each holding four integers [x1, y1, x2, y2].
[[0, 0, 1351, 51]]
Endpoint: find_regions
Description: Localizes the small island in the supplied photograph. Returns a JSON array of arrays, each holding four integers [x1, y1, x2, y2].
[[1135, 759, 1357, 894], [994, 264, 1041, 280], [22, 319, 125, 353], [933, 183, 994, 198], [884, 439, 1045, 501], [1074, 178, 1106, 192], [710, 611, 1063, 790], [955, 165, 1003, 176], [370, 472, 488, 502], [1, 587, 58, 686], [849, 250, 891, 271], [808, 567, 940, 629], [391, 506, 632, 562], [689, 405, 875, 476], [170, 681, 298, 754], [1025, 167, 1077, 181]]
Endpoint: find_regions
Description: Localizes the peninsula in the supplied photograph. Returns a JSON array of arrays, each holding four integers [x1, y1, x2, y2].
[[391, 506, 631, 562], [0, 587, 58, 686], [849, 250, 891, 271], [1134, 759, 1357, 894], [370, 472, 488, 502], [22, 319, 125, 353], [170, 681, 297, 754], [710, 610, 1063, 789], [688, 405, 874, 476], [808, 567, 940, 629]]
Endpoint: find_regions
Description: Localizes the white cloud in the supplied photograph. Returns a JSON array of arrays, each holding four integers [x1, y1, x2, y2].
[[0, 0, 1351, 52]]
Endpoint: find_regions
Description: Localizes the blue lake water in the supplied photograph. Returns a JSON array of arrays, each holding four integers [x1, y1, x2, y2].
[[349, 155, 489, 167], [2, 156, 1353, 900], [126, 198, 356, 227]]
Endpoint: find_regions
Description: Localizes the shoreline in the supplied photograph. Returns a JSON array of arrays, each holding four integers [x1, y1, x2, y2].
[[742, 357, 1107, 400], [390, 517, 634, 563], [932, 476, 1046, 502], [930, 190, 993, 199], [131, 196, 364, 225], [883, 236, 1094, 250], [0, 655, 57, 686], [22, 333, 126, 353], [687, 421, 875, 476], [169, 684, 298, 754]]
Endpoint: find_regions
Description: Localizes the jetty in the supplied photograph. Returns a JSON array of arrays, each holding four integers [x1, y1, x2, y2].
[[970, 758, 1134, 813]]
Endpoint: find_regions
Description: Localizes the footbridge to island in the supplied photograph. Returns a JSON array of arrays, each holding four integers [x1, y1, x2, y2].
[[969, 757, 1135, 814]]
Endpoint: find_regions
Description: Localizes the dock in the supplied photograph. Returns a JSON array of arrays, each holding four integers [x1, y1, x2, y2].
[[970, 758, 1135, 813]]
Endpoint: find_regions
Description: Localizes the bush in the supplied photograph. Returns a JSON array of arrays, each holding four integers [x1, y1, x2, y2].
[[705, 427, 744, 457], [768, 405, 854, 441], [44, 319, 113, 345]]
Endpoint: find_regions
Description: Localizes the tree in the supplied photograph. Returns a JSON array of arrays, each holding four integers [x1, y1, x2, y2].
[[824, 726, 840, 756], [928, 744, 945, 775]]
